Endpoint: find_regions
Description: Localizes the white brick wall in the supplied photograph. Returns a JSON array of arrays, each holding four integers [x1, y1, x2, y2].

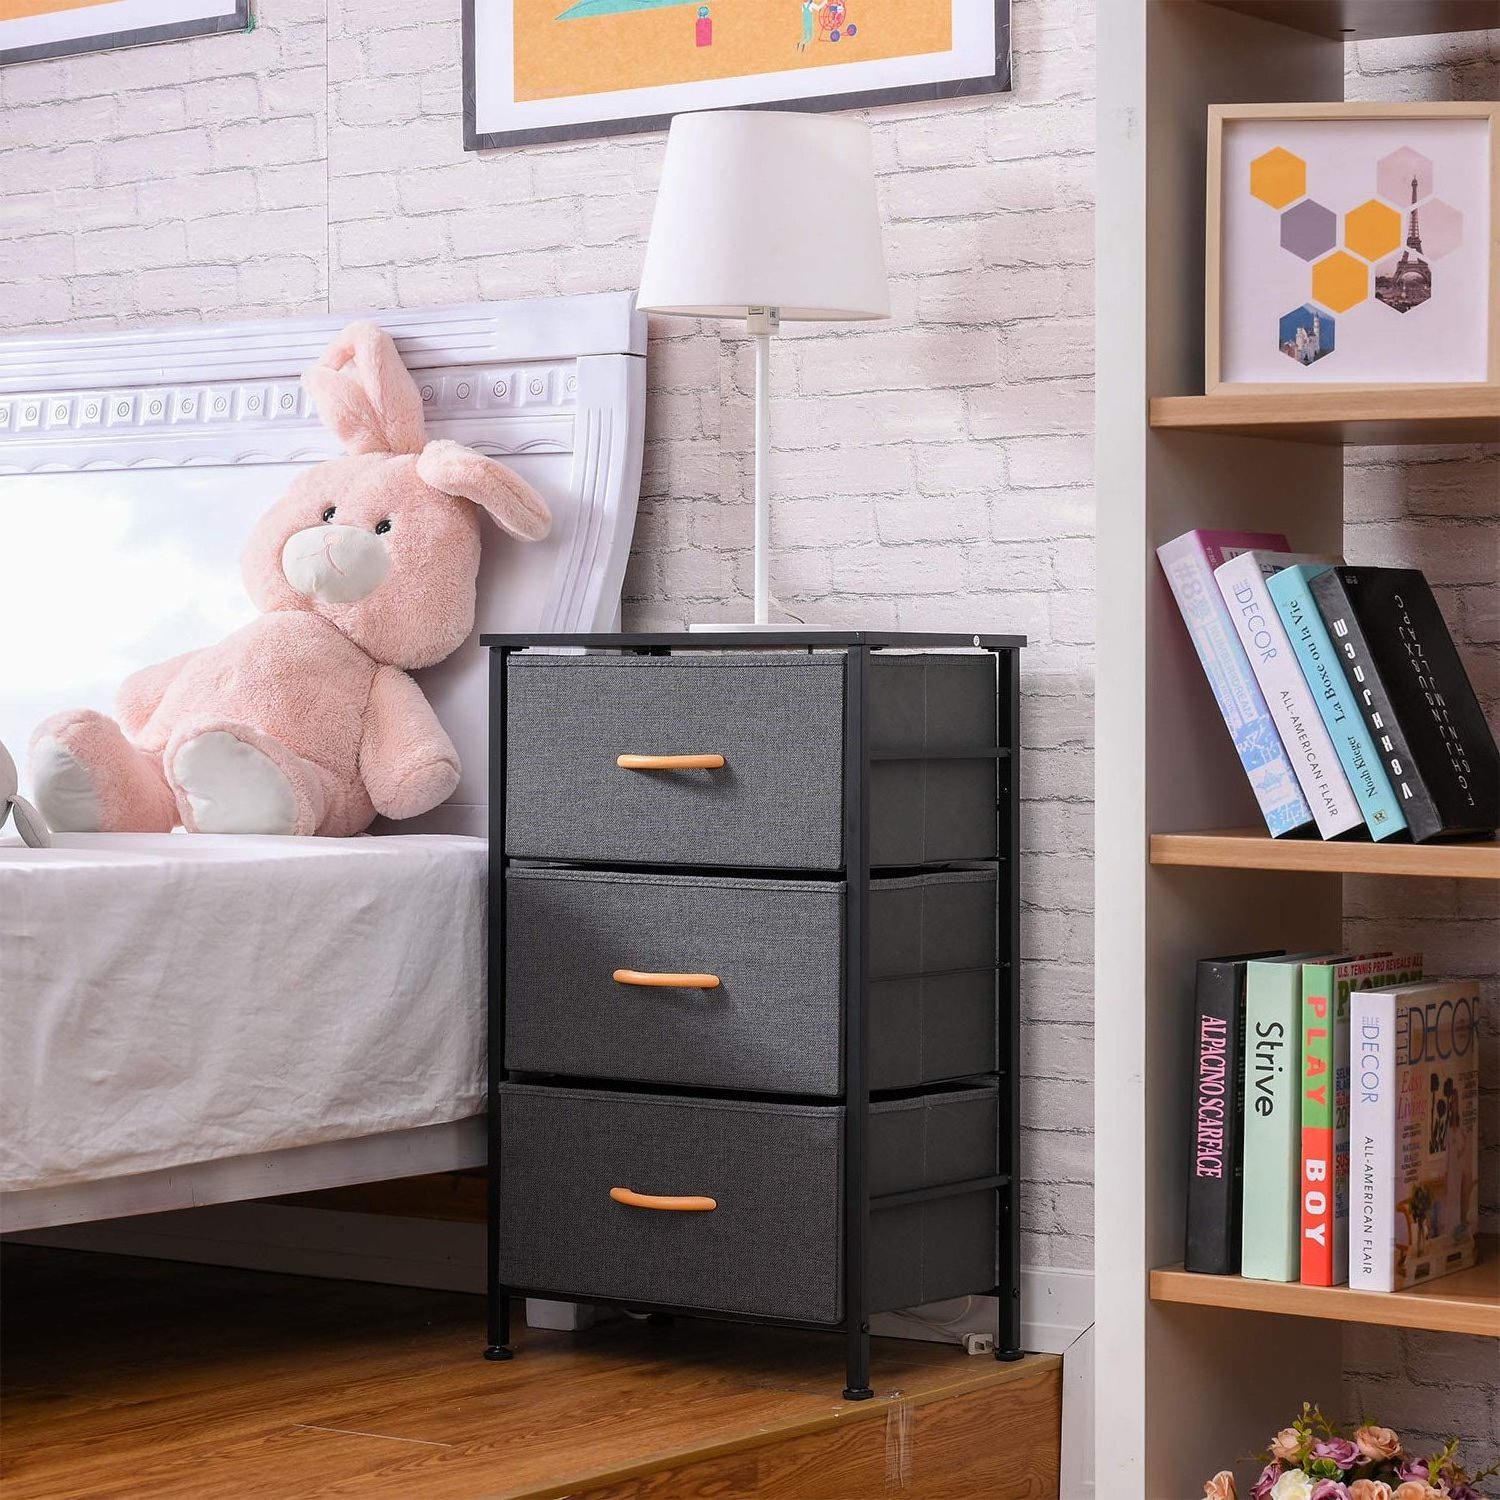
[[1, 1, 1494, 1454], [0, 0, 1097, 1281]]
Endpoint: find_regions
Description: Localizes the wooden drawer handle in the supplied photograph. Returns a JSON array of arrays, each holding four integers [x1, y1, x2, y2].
[[613, 968, 721, 989], [616, 753, 725, 771], [610, 1187, 717, 1212]]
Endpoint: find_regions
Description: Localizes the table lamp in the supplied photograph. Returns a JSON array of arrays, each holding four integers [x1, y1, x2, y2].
[[637, 109, 890, 628]]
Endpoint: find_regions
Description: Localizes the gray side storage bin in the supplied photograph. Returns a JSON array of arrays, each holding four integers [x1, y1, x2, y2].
[[506, 866, 998, 1094], [505, 652, 998, 870], [497, 1082, 999, 1325]]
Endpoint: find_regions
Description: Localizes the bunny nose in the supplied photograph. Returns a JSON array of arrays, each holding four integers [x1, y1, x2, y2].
[[281, 524, 390, 605]]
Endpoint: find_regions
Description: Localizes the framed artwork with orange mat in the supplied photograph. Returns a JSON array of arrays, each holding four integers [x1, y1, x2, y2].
[[463, 0, 1011, 151], [0, 0, 249, 63]]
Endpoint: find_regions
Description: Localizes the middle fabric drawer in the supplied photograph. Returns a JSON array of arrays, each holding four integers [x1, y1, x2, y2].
[[505, 865, 999, 1096]]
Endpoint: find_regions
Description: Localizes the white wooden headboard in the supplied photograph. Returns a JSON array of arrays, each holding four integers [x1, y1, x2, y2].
[[0, 293, 647, 835]]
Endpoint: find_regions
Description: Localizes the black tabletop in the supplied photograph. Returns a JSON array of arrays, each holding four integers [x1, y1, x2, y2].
[[482, 630, 1027, 650]]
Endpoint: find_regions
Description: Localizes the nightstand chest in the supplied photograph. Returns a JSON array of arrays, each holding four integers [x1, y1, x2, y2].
[[481, 630, 1025, 1399]]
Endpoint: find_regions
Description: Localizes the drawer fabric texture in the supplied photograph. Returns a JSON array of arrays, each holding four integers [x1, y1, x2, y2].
[[505, 866, 998, 1094], [496, 1082, 999, 1325], [504, 653, 998, 870]]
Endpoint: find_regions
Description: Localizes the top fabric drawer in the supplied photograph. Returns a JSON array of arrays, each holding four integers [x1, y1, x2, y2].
[[504, 652, 998, 870]]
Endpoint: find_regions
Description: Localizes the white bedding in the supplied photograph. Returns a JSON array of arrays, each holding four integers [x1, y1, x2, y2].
[[0, 832, 486, 1195]]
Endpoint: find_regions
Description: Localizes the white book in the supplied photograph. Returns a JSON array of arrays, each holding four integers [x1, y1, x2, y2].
[[1350, 980, 1480, 1293], [1214, 551, 1362, 839], [1350, 989, 1396, 1290]]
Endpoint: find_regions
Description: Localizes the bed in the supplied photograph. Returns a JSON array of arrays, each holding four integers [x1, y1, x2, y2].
[[0, 292, 646, 1235]]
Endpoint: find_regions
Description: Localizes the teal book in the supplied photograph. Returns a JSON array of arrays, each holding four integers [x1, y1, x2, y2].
[[1267, 564, 1408, 840], [1242, 954, 1322, 1282]]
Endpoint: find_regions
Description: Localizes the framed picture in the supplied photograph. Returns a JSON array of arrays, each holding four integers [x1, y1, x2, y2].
[[0, 0, 249, 66], [1207, 102, 1498, 391], [463, 0, 1010, 152]]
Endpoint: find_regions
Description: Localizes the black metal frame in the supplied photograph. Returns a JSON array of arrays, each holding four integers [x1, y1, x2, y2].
[[482, 630, 1024, 1396], [461, 1, 1013, 153], [0, 0, 249, 66]]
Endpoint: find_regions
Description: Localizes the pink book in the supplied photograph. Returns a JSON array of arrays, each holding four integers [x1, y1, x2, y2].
[[1157, 529, 1314, 836]]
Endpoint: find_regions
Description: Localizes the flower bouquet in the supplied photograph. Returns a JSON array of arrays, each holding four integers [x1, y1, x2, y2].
[[1203, 1406, 1497, 1500]]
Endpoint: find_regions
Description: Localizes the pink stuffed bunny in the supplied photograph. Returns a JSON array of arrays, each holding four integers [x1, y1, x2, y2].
[[29, 322, 550, 837]]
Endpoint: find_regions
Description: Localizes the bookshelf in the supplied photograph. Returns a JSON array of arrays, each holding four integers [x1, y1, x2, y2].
[[1149, 387, 1500, 445], [1150, 830, 1500, 881], [1096, 3, 1497, 1495], [1199, 1, 1500, 42], [1151, 1238, 1499, 1338]]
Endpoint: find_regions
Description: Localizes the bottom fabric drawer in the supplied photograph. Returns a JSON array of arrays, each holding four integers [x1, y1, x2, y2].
[[497, 1082, 999, 1325]]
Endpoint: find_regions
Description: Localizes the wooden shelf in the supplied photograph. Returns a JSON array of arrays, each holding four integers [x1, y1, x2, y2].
[[1199, 1, 1500, 42], [1150, 829, 1500, 880], [1150, 387, 1500, 446], [1152, 1239, 1500, 1337]]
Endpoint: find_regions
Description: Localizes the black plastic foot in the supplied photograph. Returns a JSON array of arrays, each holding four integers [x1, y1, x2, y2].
[[842, 1386, 875, 1402], [646, 1312, 675, 1326], [483, 1344, 515, 1361], [995, 1347, 1024, 1362]]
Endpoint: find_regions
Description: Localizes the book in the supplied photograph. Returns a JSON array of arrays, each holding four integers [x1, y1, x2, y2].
[[1187, 949, 1283, 1275], [1267, 563, 1408, 842], [1310, 566, 1500, 842], [1300, 952, 1423, 1286], [1241, 953, 1331, 1283], [1157, 530, 1314, 838], [1214, 551, 1363, 841], [1350, 979, 1481, 1291]]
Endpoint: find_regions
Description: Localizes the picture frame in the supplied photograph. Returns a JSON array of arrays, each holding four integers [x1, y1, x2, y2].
[[0, 0, 250, 66], [462, 0, 1010, 152], [1205, 102, 1499, 394]]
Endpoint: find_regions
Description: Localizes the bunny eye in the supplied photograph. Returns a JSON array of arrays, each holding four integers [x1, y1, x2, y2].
[[321, 506, 337, 523], [374, 518, 392, 535]]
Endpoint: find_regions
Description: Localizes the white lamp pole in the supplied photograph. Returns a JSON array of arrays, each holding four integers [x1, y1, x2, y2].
[[638, 110, 889, 629], [748, 306, 776, 626]]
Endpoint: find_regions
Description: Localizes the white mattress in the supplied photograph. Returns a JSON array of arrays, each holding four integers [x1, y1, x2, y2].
[[0, 832, 487, 1194]]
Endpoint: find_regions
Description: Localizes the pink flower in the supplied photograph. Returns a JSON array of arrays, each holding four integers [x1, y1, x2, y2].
[[1254, 1462, 1283, 1500], [1349, 1483, 1394, 1500], [1355, 1427, 1402, 1463], [1315, 1438, 1361, 1471], [1205, 1473, 1239, 1500], [1272, 1429, 1304, 1462], [1311, 1483, 1351, 1500]]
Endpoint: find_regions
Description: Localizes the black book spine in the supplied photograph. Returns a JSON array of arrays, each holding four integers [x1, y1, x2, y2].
[[1310, 568, 1443, 842], [1185, 958, 1249, 1275]]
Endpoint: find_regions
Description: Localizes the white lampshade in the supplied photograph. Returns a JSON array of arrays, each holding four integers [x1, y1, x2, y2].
[[638, 110, 890, 322]]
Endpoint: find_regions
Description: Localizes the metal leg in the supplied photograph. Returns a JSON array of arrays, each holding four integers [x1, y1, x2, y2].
[[485, 1292, 514, 1361], [995, 647, 1023, 1363], [842, 644, 873, 1402], [844, 1327, 872, 1401], [484, 645, 515, 1363]]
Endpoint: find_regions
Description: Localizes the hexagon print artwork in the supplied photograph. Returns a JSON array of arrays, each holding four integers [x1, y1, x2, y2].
[[1279, 304, 1334, 366], [1376, 146, 1434, 208], [1374, 250, 1432, 314], [1418, 199, 1463, 260], [1250, 147, 1306, 209], [1311, 250, 1368, 314], [1344, 199, 1401, 262], [1218, 109, 1491, 384], [1280, 200, 1336, 261]]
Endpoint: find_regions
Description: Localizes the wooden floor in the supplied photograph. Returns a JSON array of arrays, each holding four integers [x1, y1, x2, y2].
[[0, 1246, 1062, 1499]]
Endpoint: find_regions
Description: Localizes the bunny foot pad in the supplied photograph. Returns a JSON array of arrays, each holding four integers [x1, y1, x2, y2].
[[170, 729, 324, 836]]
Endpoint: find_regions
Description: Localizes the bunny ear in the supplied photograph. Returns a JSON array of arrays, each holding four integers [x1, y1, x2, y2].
[[417, 439, 552, 541], [302, 321, 427, 456]]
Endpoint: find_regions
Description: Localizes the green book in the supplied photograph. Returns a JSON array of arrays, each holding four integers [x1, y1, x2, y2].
[[1241, 954, 1327, 1282]]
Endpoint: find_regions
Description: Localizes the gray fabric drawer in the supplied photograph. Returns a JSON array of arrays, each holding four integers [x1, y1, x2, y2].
[[497, 1082, 999, 1325], [505, 867, 997, 1094], [504, 653, 997, 870]]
